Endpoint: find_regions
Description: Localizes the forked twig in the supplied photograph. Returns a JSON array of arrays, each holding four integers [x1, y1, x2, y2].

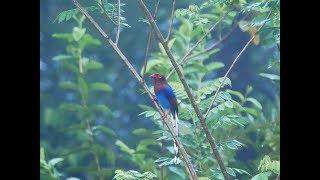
[[165, 0, 176, 42], [142, 0, 160, 79], [166, 10, 230, 80], [115, 0, 121, 44]]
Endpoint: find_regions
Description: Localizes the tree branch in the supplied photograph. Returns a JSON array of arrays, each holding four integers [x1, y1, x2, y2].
[[138, 0, 230, 179], [165, 0, 175, 42], [166, 10, 230, 80], [115, 0, 121, 44], [204, 11, 272, 118], [71, 0, 197, 179], [142, 0, 160, 79]]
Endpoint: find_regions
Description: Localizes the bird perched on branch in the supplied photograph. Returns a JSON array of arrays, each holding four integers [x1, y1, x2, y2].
[[150, 73, 180, 164]]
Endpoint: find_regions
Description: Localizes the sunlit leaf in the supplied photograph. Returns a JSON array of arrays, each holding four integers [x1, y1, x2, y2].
[[89, 82, 112, 92]]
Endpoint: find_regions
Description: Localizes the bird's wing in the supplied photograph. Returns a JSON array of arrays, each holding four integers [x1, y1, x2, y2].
[[163, 85, 179, 117]]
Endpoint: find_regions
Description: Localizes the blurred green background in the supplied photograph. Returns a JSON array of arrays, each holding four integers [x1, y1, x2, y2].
[[40, 0, 279, 179]]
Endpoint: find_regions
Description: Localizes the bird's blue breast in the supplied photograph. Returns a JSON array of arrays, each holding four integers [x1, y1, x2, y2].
[[155, 85, 176, 111], [156, 90, 172, 110]]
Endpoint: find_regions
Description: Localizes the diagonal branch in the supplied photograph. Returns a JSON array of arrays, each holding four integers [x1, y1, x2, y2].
[[204, 11, 272, 118], [71, 0, 197, 179], [142, 0, 160, 79], [166, 10, 230, 80], [138, 0, 230, 179], [115, 0, 121, 44], [165, 0, 176, 42]]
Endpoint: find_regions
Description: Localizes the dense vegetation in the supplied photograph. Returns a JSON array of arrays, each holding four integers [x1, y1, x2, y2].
[[40, 0, 279, 179]]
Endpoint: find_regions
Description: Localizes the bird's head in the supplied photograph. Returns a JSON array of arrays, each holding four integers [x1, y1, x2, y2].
[[150, 73, 167, 83]]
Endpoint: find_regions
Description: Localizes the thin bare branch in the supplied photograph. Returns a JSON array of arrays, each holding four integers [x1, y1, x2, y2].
[[166, 10, 230, 80], [165, 0, 176, 42], [193, 13, 251, 59], [142, 0, 161, 79], [204, 11, 272, 118], [71, 0, 197, 179], [138, 0, 229, 179], [115, 0, 121, 44]]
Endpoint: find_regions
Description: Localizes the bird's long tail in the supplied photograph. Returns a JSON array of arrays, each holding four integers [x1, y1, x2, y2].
[[172, 112, 180, 164]]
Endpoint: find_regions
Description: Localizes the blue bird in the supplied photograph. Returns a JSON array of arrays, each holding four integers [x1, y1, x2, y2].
[[150, 73, 180, 164]]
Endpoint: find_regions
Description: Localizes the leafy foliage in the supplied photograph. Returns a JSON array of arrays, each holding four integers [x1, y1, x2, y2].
[[47, 15, 115, 179], [41, 0, 280, 179], [113, 169, 157, 180], [40, 147, 64, 180]]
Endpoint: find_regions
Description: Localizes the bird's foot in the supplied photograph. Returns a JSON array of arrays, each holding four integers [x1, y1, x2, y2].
[[151, 94, 158, 102], [161, 113, 169, 120]]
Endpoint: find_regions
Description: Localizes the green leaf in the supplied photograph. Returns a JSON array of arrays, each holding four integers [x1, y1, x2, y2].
[[259, 73, 280, 81], [226, 89, 245, 102], [132, 128, 151, 136], [154, 157, 170, 163], [224, 100, 233, 108], [179, 120, 193, 135], [59, 103, 83, 112], [115, 140, 135, 154], [246, 97, 262, 110], [89, 82, 112, 92], [54, 8, 79, 23], [139, 111, 156, 118], [156, 136, 168, 141], [52, 33, 74, 42], [113, 169, 157, 180], [225, 139, 244, 150], [244, 107, 259, 117], [198, 178, 210, 180], [232, 168, 251, 176], [54, 6, 98, 23], [251, 172, 272, 180], [48, 158, 64, 166], [93, 125, 116, 137], [214, 77, 232, 88], [52, 54, 73, 61], [206, 62, 225, 72], [226, 167, 236, 177], [79, 34, 101, 49], [217, 103, 225, 111], [140, 59, 164, 75], [91, 105, 112, 115], [258, 155, 280, 174], [83, 60, 104, 70], [72, 27, 86, 41], [136, 139, 157, 151], [168, 166, 186, 179], [59, 81, 78, 91], [104, 148, 116, 166]]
